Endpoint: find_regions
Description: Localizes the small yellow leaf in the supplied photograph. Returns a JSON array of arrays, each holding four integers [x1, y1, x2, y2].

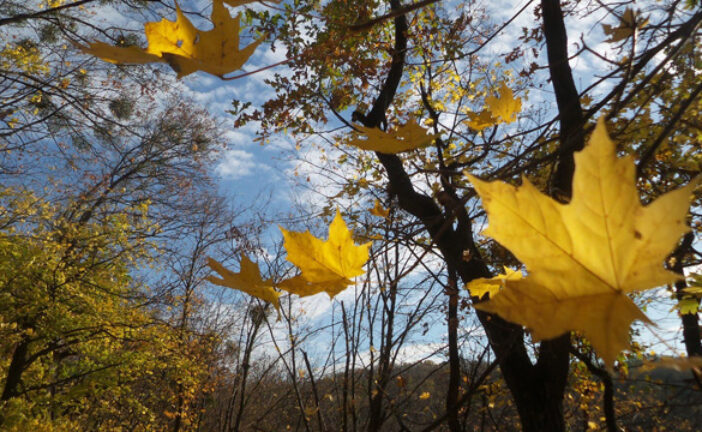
[[602, 8, 649, 43], [348, 119, 439, 153], [206, 255, 280, 311], [370, 199, 389, 218], [419, 392, 431, 400], [303, 405, 318, 417], [676, 298, 699, 316], [466, 266, 522, 300], [465, 110, 497, 132], [683, 286, 702, 295], [485, 83, 521, 124], [279, 210, 370, 298], [466, 117, 697, 366]]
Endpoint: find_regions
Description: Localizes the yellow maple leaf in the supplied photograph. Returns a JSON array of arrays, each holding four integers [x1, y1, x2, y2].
[[206, 255, 280, 311], [279, 210, 370, 298], [465, 110, 497, 132], [76, 42, 162, 65], [602, 8, 649, 43], [485, 83, 521, 124], [466, 266, 522, 300], [277, 275, 350, 298], [465, 117, 697, 366], [348, 119, 439, 153], [78, 0, 263, 78], [370, 199, 390, 218]]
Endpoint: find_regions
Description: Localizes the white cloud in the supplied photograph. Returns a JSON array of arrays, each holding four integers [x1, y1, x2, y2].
[[215, 149, 260, 179]]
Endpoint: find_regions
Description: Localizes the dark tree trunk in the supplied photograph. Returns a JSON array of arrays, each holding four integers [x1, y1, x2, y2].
[[446, 270, 460, 432], [1, 336, 30, 402], [672, 232, 702, 357]]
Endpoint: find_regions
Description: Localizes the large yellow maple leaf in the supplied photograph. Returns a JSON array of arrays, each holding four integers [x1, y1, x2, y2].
[[465, 118, 697, 366], [279, 210, 370, 298], [79, 0, 263, 78], [348, 119, 439, 154], [206, 255, 280, 311]]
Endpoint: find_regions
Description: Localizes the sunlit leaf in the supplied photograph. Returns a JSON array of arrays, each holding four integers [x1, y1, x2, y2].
[[602, 8, 649, 43], [485, 83, 521, 124], [370, 199, 389, 218], [78, 0, 263, 78], [279, 210, 370, 298], [675, 298, 699, 316], [348, 119, 439, 153], [277, 274, 349, 298], [466, 266, 522, 300], [466, 110, 497, 132], [465, 83, 521, 131], [206, 255, 280, 311], [466, 118, 697, 366]]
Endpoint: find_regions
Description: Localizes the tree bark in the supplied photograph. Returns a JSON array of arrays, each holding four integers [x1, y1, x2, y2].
[[1, 336, 30, 402], [446, 270, 460, 432], [672, 232, 702, 357]]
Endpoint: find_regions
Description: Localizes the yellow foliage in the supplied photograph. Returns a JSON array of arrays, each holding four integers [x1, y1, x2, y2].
[[466, 267, 522, 300], [279, 210, 370, 298], [348, 119, 439, 153], [485, 83, 521, 123], [1, 43, 49, 75], [466, 118, 697, 366], [466, 83, 521, 131], [79, 0, 263, 78], [465, 110, 497, 132], [206, 255, 280, 311], [370, 199, 389, 218]]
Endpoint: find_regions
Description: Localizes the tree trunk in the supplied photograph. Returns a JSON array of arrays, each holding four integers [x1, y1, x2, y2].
[[1, 336, 30, 402], [446, 270, 460, 432], [672, 232, 702, 357]]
